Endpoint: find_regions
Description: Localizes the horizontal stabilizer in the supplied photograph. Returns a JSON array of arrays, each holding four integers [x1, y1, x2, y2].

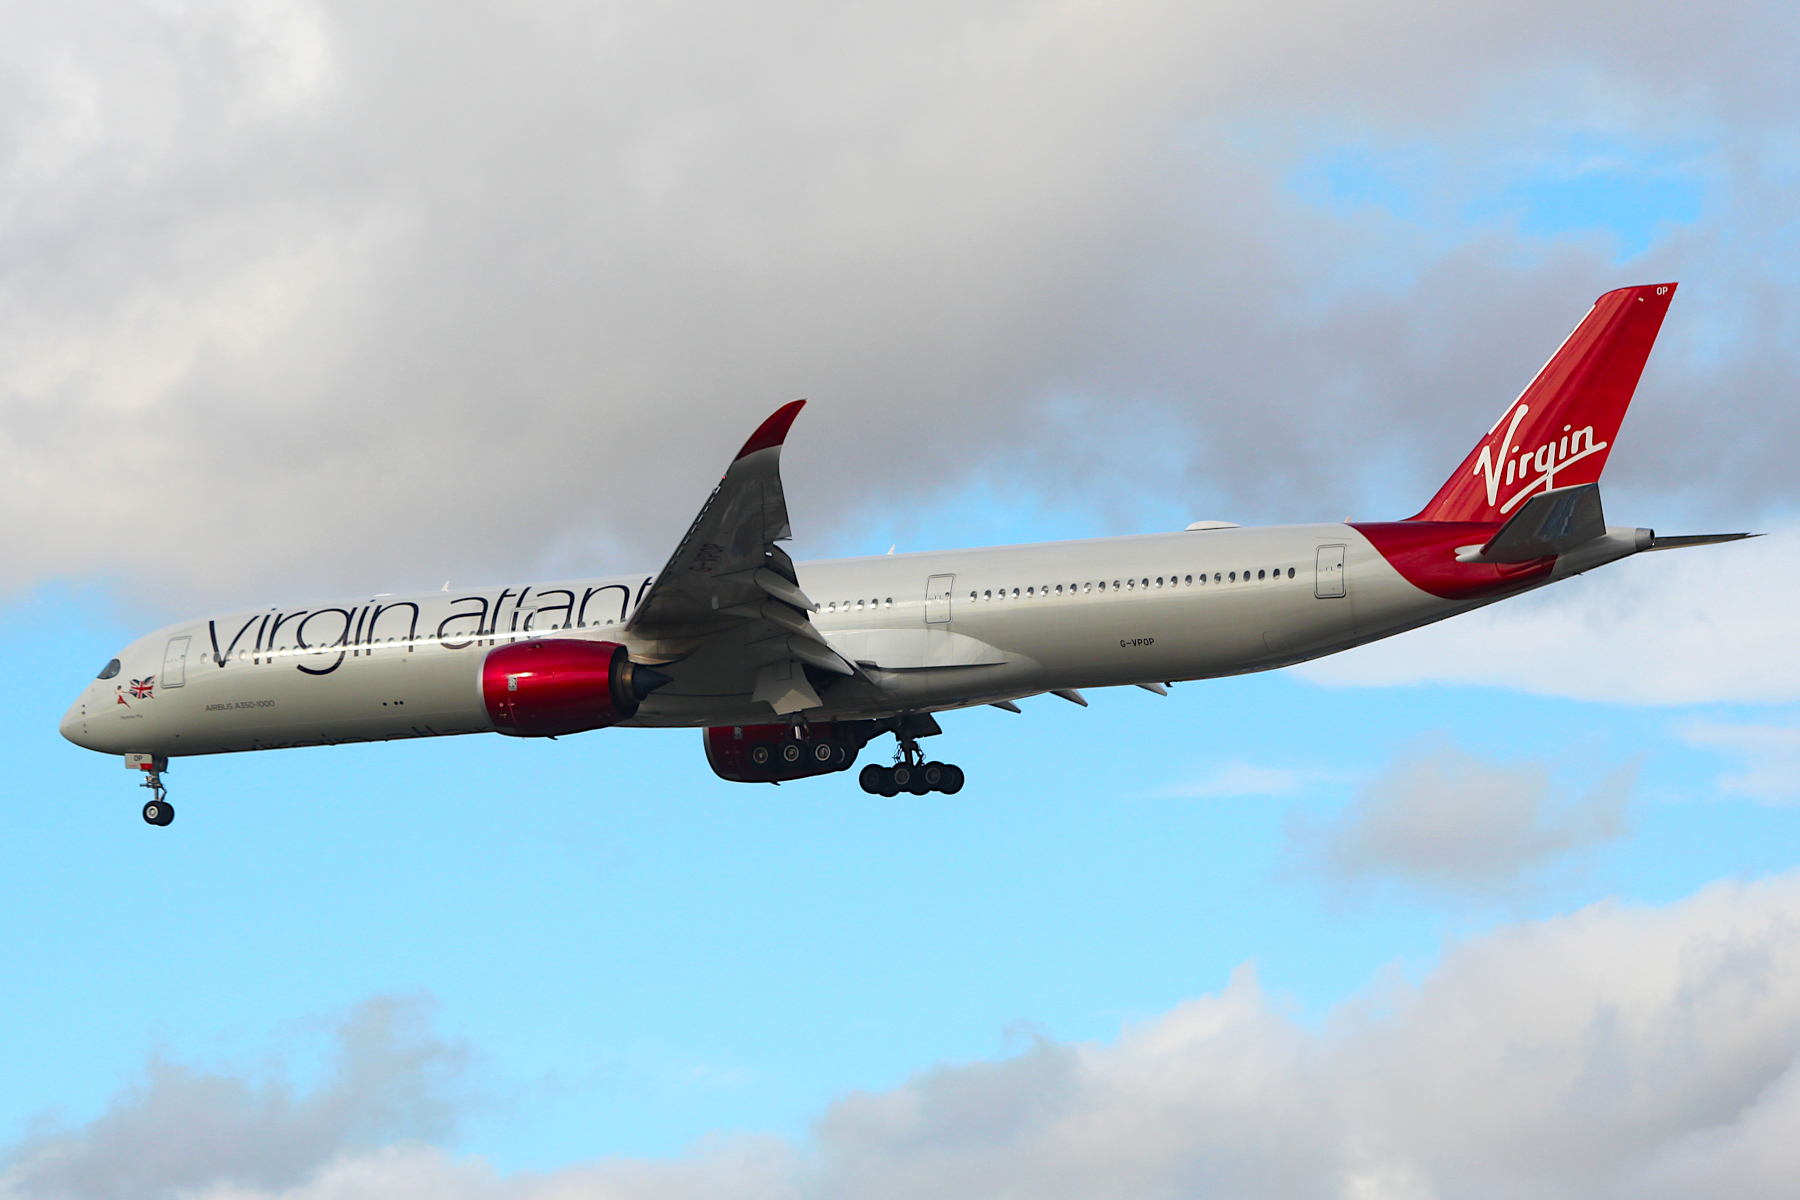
[[1644, 532, 1760, 553], [1462, 483, 1606, 563]]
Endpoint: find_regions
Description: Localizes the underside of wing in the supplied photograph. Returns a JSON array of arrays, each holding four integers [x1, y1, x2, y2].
[[625, 401, 857, 714]]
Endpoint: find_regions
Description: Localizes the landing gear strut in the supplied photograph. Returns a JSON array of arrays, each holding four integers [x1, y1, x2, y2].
[[858, 729, 965, 797], [130, 754, 173, 826]]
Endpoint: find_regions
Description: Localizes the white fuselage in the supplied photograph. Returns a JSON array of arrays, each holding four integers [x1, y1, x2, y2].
[[59, 522, 1645, 758]]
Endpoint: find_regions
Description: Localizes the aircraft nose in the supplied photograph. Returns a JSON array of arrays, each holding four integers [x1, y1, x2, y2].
[[60, 692, 99, 750]]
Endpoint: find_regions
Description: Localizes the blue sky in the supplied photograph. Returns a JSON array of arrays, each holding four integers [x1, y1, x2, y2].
[[7, 498, 1796, 1176], [2, 3, 1798, 1197], [1286, 132, 1710, 264]]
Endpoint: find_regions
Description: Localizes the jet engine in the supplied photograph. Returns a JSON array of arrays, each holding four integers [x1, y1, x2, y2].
[[482, 639, 670, 738], [704, 722, 870, 783]]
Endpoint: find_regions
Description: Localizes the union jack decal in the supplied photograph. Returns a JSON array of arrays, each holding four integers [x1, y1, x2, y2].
[[128, 676, 155, 699]]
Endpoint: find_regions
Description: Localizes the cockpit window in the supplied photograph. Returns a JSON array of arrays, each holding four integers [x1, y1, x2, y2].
[[98, 658, 121, 680]]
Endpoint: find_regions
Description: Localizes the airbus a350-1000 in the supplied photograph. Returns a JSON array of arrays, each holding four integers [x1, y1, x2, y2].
[[62, 282, 1750, 824]]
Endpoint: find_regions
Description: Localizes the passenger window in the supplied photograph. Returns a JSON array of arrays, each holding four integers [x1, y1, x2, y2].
[[885, 598, 893, 608], [1184, 574, 1192, 585], [1229, 572, 1236, 582], [1112, 580, 1121, 591], [1141, 578, 1149, 589], [1126, 578, 1134, 590], [1258, 569, 1265, 580], [1084, 582, 1092, 593], [1156, 577, 1163, 588], [1288, 567, 1296, 578], [857, 599, 865, 610]]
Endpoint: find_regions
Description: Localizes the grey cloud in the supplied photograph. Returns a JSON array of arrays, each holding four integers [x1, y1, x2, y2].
[[17, 876, 1800, 1199], [0, 1, 1795, 617], [0, 996, 467, 1200], [1292, 742, 1632, 895]]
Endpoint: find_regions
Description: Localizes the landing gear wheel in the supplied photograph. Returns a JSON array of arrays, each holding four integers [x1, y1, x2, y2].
[[917, 762, 944, 794], [859, 764, 885, 794], [831, 744, 852, 770], [940, 765, 965, 795], [142, 799, 173, 826], [877, 768, 901, 798], [781, 742, 804, 765], [811, 742, 836, 765], [890, 764, 914, 794]]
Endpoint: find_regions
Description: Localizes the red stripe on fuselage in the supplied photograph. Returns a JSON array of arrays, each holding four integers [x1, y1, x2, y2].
[[1351, 522, 1553, 601]]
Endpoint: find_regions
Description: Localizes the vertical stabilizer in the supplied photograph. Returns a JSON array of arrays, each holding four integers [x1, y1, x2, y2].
[[1411, 283, 1676, 523]]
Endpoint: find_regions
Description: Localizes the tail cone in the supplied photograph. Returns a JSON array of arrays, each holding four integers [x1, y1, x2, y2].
[[629, 664, 673, 701]]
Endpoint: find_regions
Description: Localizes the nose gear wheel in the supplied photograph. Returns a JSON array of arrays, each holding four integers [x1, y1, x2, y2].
[[138, 762, 173, 825]]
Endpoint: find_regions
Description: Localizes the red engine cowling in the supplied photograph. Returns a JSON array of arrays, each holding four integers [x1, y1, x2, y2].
[[482, 639, 669, 738], [704, 722, 865, 783]]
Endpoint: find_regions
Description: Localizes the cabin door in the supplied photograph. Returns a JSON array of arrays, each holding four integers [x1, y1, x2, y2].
[[1315, 545, 1347, 599], [924, 574, 955, 624]]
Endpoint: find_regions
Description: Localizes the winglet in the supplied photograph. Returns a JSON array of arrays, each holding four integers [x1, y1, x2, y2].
[[735, 400, 807, 461]]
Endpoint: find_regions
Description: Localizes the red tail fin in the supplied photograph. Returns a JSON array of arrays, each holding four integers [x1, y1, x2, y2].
[[1410, 283, 1677, 522]]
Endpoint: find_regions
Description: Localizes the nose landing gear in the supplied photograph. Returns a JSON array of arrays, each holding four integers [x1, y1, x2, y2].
[[858, 730, 965, 796], [128, 753, 173, 826]]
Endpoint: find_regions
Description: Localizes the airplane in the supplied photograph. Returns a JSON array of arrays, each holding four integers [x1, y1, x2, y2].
[[61, 282, 1750, 825]]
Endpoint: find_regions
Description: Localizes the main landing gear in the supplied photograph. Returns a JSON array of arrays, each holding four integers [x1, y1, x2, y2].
[[858, 730, 965, 796]]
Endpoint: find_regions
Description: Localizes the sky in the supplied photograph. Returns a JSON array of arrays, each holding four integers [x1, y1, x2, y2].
[[2, 1, 1799, 1198]]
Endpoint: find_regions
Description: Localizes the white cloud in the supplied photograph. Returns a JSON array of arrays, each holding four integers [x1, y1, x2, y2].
[[1291, 743, 1632, 895], [16, 874, 1800, 1199], [1294, 529, 1799, 705], [0, 1, 1795, 613], [1681, 719, 1800, 803]]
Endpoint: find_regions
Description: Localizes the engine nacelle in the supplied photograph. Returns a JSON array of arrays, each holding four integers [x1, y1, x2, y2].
[[482, 639, 669, 738], [704, 722, 868, 783]]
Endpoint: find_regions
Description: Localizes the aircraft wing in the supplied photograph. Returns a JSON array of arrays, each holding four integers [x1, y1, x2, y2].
[[625, 400, 856, 713]]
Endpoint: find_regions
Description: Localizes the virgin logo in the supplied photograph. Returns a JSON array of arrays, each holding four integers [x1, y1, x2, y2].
[[1470, 403, 1607, 514]]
